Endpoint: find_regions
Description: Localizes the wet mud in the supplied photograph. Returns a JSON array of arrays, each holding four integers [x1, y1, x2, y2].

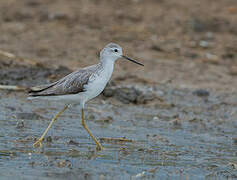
[[0, 66, 236, 179], [0, 0, 237, 179], [0, 58, 71, 87]]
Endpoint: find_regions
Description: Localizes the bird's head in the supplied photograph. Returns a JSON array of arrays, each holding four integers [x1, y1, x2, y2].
[[100, 43, 144, 66]]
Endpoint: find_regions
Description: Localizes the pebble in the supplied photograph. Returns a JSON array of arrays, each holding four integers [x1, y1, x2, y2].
[[200, 41, 209, 48], [16, 120, 24, 129], [153, 116, 159, 121], [102, 116, 113, 123], [46, 136, 52, 143], [56, 160, 72, 168], [68, 140, 80, 146], [102, 87, 114, 97], [170, 118, 182, 127], [193, 89, 210, 97], [151, 44, 163, 52]]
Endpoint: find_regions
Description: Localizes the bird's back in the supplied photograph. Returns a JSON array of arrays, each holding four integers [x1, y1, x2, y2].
[[28, 63, 101, 97]]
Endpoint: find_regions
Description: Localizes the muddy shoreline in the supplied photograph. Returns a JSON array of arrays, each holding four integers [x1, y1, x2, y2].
[[0, 64, 236, 179], [0, 0, 237, 179]]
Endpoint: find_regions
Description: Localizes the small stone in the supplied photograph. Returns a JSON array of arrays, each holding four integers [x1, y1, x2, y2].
[[68, 140, 79, 146], [151, 44, 163, 52], [200, 41, 209, 48], [46, 136, 52, 143], [16, 120, 24, 129], [56, 160, 69, 168], [102, 87, 114, 97], [153, 116, 159, 121], [138, 148, 145, 152], [170, 118, 182, 127], [193, 89, 210, 97], [228, 162, 237, 169], [102, 116, 113, 123]]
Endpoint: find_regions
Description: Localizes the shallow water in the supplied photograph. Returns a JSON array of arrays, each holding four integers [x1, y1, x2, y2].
[[0, 87, 237, 180]]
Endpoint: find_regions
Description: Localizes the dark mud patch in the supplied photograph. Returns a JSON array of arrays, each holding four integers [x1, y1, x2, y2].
[[103, 85, 154, 104], [0, 57, 71, 87], [0, 83, 236, 179]]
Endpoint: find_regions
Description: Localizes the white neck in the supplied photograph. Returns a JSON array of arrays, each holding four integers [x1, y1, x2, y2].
[[100, 55, 117, 65], [100, 56, 115, 80]]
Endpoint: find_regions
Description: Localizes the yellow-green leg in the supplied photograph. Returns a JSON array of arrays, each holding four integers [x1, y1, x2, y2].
[[33, 105, 68, 147], [81, 108, 103, 151]]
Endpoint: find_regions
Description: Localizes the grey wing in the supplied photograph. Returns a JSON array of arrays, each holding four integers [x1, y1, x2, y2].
[[29, 67, 94, 97]]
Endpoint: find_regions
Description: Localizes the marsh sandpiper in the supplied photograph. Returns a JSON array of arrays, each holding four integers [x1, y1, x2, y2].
[[29, 43, 144, 151]]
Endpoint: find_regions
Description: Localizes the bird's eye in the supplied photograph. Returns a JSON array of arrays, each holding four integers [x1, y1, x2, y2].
[[114, 49, 118, 52]]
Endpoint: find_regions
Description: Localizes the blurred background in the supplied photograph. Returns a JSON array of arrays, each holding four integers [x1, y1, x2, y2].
[[0, 0, 237, 179], [0, 0, 236, 90]]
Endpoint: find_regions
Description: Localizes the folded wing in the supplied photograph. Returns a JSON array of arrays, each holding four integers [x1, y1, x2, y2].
[[28, 65, 98, 97]]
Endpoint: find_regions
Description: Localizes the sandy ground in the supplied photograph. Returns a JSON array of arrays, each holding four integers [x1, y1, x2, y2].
[[0, 0, 237, 179], [0, 0, 236, 90]]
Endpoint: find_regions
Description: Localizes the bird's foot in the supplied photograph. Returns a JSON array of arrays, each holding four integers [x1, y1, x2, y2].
[[96, 143, 104, 151], [33, 138, 43, 148]]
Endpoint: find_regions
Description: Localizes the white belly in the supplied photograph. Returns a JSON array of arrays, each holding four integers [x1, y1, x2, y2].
[[83, 72, 110, 101]]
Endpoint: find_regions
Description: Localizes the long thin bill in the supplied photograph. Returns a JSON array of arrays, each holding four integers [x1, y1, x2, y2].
[[122, 55, 144, 66]]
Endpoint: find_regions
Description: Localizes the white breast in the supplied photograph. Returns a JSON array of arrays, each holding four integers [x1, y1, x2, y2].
[[83, 62, 114, 102]]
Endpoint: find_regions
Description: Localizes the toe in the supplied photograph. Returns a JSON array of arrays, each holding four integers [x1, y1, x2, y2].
[[96, 145, 104, 151]]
